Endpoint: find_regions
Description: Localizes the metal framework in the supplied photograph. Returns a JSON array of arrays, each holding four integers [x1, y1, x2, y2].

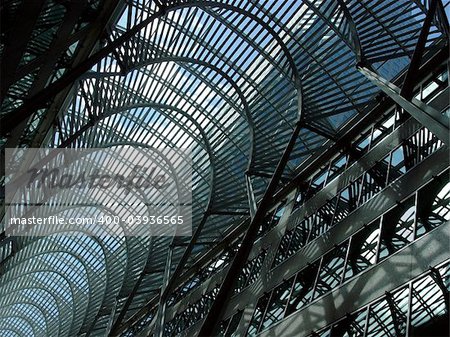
[[1, 1, 449, 337]]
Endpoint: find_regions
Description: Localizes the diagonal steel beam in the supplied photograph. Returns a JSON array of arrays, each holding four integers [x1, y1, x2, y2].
[[357, 65, 449, 144], [396, 0, 443, 169], [198, 121, 303, 336]]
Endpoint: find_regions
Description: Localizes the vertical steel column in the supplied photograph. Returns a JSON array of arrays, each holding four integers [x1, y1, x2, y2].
[[158, 212, 210, 300], [405, 282, 413, 337], [198, 122, 303, 336]]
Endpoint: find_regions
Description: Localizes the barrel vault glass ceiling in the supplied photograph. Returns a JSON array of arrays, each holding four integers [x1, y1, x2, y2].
[[1, 0, 449, 336]]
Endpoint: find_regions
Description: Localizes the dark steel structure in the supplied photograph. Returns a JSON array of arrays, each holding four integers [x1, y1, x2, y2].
[[0, 0, 449, 336]]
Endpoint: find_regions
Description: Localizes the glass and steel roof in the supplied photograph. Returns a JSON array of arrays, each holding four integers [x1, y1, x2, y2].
[[1, 0, 449, 336]]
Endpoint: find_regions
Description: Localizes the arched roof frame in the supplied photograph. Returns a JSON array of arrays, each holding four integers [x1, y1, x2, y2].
[[131, 58, 255, 168], [0, 271, 76, 336], [22, 204, 134, 309], [0, 329, 20, 337], [0, 253, 92, 334], [123, 14, 297, 131], [100, 106, 216, 208], [55, 71, 248, 223], [112, 0, 302, 111], [0, 287, 62, 336], [45, 104, 214, 279], [74, 57, 253, 169], [0, 302, 48, 336], [0, 232, 116, 334], [1, 301, 50, 336], [59, 102, 215, 206], [11, 208, 131, 317], [55, 78, 250, 236], [71, 108, 209, 196], [0, 316, 36, 337]]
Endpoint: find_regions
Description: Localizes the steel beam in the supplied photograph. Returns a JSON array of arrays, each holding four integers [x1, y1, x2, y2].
[[198, 121, 302, 336], [429, 266, 450, 312], [336, 0, 365, 63], [303, 123, 338, 142], [304, 0, 364, 63], [385, 292, 407, 336], [113, 295, 160, 336], [10, 27, 90, 84], [155, 212, 211, 303], [357, 65, 449, 144], [397, 0, 443, 173], [109, 272, 146, 335], [438, 1, 450, 35], [246, 170, 291, 184]]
